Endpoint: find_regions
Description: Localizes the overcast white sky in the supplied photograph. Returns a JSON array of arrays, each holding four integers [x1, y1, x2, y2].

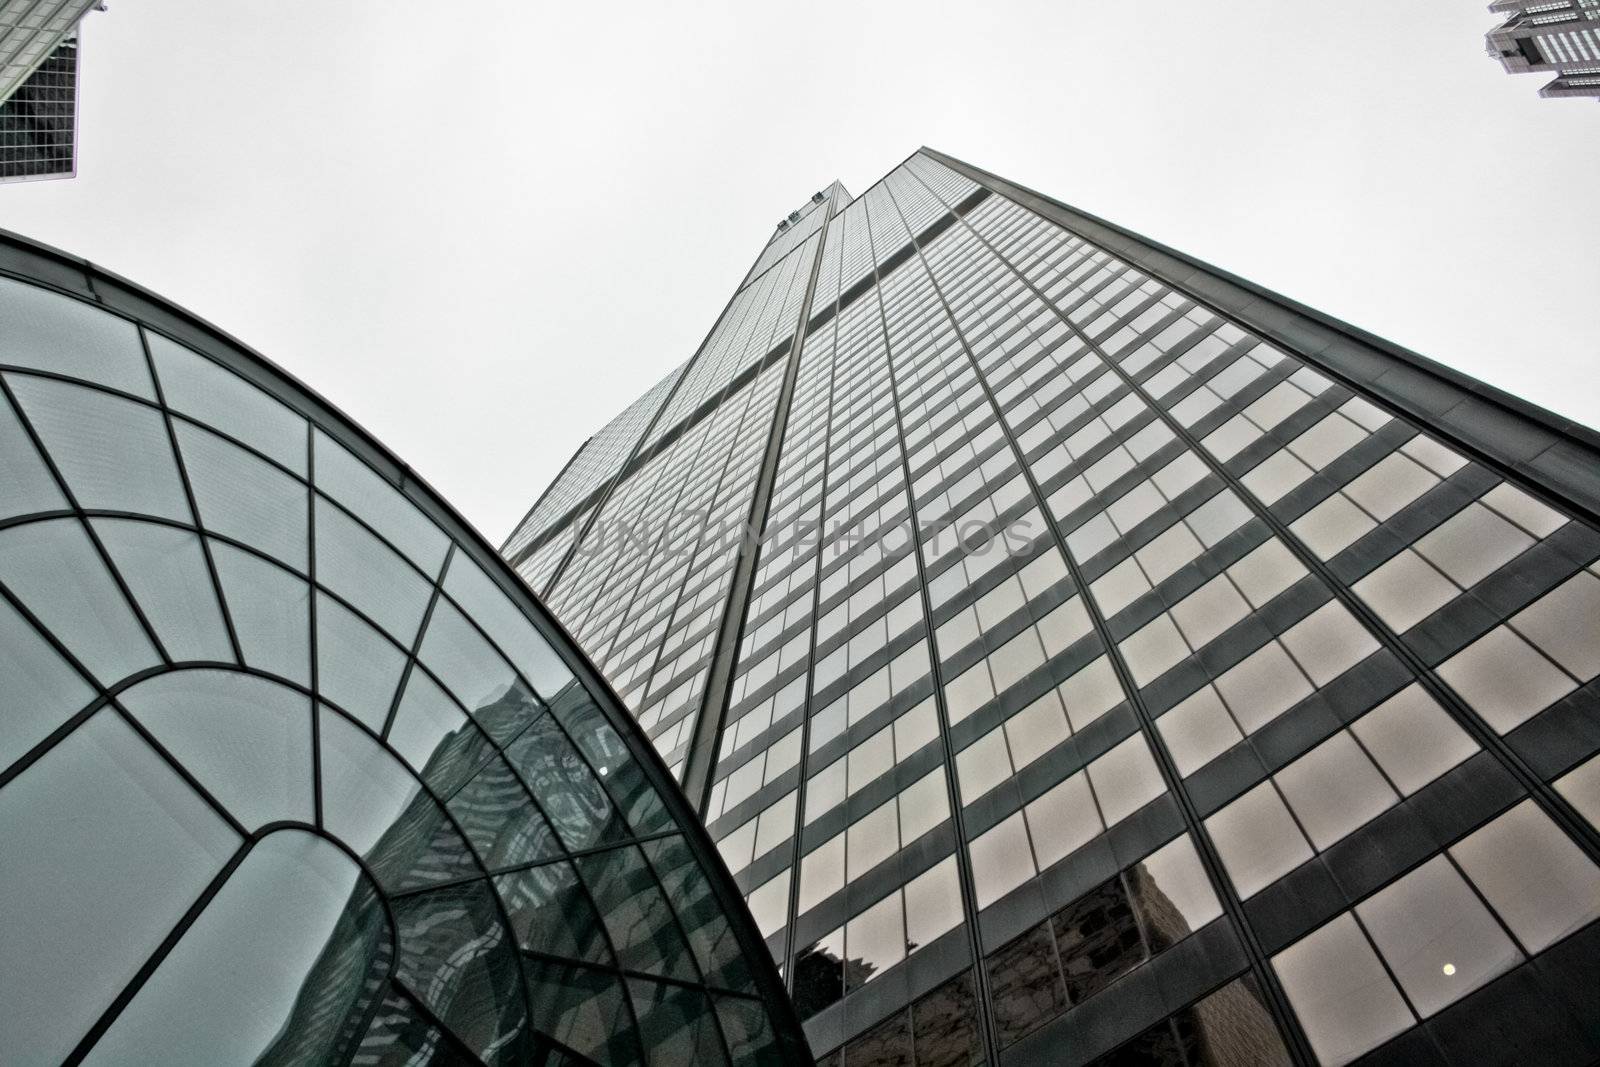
[[3, 1, 1596, 545]]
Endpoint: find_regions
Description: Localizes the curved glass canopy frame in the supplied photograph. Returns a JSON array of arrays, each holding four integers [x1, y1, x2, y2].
[[0, 227, 809, 1067]]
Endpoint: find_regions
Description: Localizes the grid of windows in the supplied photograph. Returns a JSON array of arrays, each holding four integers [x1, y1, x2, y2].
[[0, 0, 93, 101], [0, 32, 76, 183], [516, 150, 1600, 1066], [0, 253, 809, 1066]]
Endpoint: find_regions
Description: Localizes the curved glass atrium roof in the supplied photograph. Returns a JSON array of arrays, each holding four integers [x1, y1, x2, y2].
[[0, 229, 807, 1066]]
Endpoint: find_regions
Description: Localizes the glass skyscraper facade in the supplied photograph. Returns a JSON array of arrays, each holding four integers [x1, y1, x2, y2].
[[0, 227, 809, 1066], [504, 150, 1600, 1066]]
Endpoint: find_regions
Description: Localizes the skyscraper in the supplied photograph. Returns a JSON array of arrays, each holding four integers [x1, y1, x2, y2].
[[1486, 0, 1600, 102], [0, 225, 809, 1065], [504, 149, 1600, 1066]]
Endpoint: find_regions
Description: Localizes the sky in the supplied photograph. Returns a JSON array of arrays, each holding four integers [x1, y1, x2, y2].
[[3, 0, 1596, 547]]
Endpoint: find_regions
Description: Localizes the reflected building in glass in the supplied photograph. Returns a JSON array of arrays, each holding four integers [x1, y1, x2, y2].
[[0, 227, 809, 1065], [504, 149, 1600, 1066]]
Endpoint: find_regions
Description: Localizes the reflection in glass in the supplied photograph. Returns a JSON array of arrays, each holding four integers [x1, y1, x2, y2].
[[1091, 975, 1291, 1066], [628, 978, 726, 1066], [319, 707, 477, 892], [988, 922, 1068, 1048], [522, 957, 640, 1064], [86, 831, 389, 1066], [578, 846, 698, 982], [392, 882, 529, 1061]]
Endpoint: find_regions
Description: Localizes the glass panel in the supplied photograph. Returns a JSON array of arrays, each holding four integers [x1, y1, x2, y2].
[[0, 517, 160, 684], [987, 923, 1067, 1048], [1159, 685, 1243, 776], [314, 499, 432, 646], [0, 711, 238, 1066], [628, 978, 728, 1066], [799, 835, 845, 915], [386, 668, 495, 797], [448, 754, 562, 871], [1450, 799, 1600, 954], [1206, 781, 1314, 898], [578, 846, 698, 981], [1279, 602, 1378, 687], [1025, 770, 1104, 870], [314, 430, 448, 574], [1126, 834, 1222, 951], [493, 861, 612, 966], [347, 989, 458, 1065], [502, 709, 623, 851], [1510, 570, 1600, 682], [1093, 976, 1291, 1066], [1273, 913, 1414, 1067], [1348, 684, 1477, 797], [1215, 642, 1312, 733], [849, 1005, 911, 1065], [555, 693, 672, 837], [176, 421, 307, 571], [418, 598, 529, 737], [844, 890, 905, 989], [522, 957, 640, 1064], [391, 881, 528, 1060], [0, 389, 66, 520], [904, 856, 963, 952], [1414, 503, 1533, 588], [746, 869, 789, 940], [1052, 876, 1146, 1001], [91, 519, 233, 664], [1087, 732, 1165, 825], [847, 798, 898, 878], [119, 669, 313, 829], [318, 708, 477, 891], [971, 812, 1035, 909], [84, 831, 387, 1066], [7, 373, 188, 520], [910, 972, 982, 1067], [1438, 626, 1576, 734], [315, 593, 405, 734], [147, 333, 307, 474], [0, 277, 153, 397], [210, 540, 310, 685], [1274, 731, 1399, 851], [715, 993, 777, 1065], [956, 728, 1012, 803], [443, 552, 574, 699], [1356, 855, 1521, 1017], [644, 835, 752, 992], [0, 592, 94, 770], [1555, 755, 1600, 832]]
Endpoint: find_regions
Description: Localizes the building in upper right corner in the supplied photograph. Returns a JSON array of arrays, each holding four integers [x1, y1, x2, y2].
[[1486, 0, 1600, 101]]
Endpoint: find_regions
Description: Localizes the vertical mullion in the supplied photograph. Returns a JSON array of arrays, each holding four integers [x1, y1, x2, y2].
[[863, 220, 1004, 1066], [881, 174, 1318, 1065]]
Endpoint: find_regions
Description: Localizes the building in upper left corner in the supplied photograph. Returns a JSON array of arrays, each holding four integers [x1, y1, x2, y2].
[[0, 0, 100, 182], [1486, 0, 1600, 102]]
